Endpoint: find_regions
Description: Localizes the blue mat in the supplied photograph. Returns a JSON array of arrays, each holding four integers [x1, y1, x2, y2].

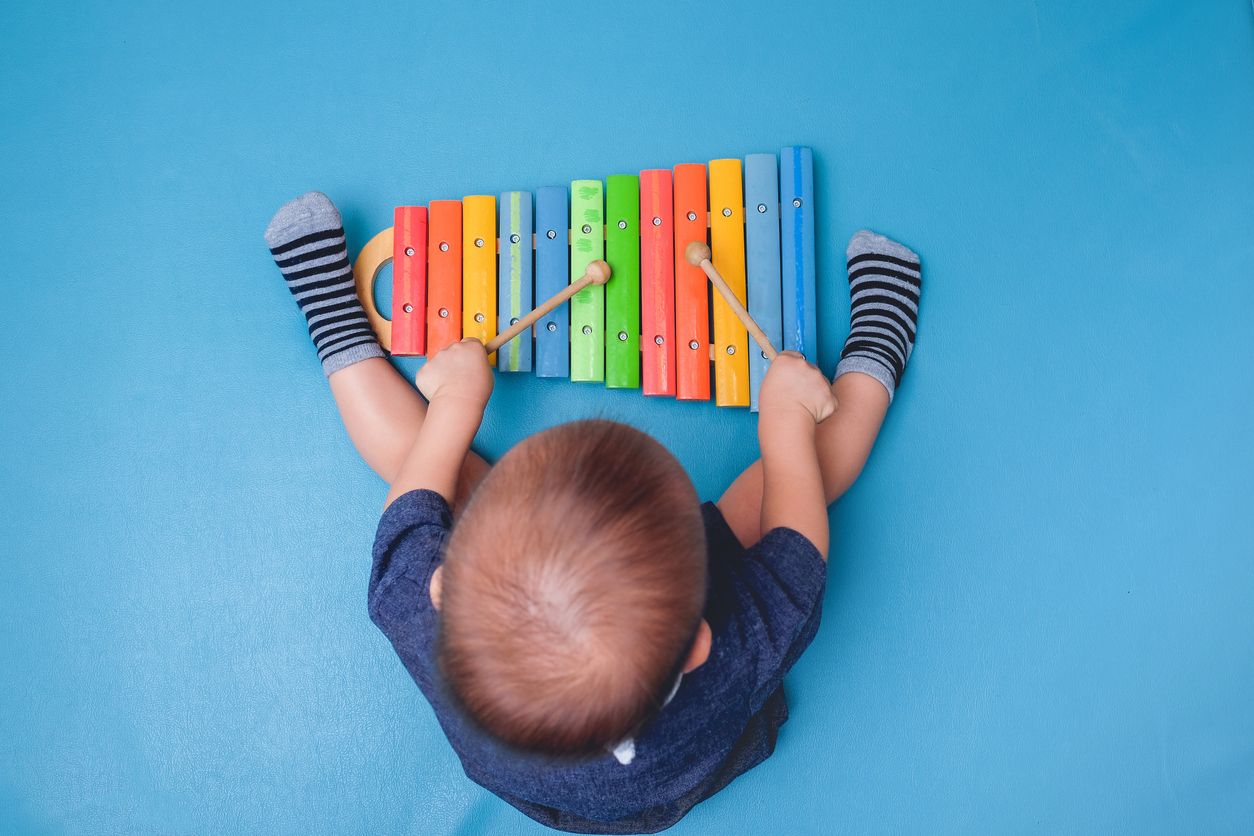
[[2, 1, 1252, 833]]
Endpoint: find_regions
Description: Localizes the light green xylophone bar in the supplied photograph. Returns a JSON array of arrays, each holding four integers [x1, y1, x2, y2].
[[570, 180, 604, 382]]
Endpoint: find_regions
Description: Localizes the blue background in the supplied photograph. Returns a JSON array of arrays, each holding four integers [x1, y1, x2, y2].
[[2, 1, 1252, 833]]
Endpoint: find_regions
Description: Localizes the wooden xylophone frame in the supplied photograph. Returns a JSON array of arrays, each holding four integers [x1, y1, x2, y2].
[[352, 147, 815, 411]]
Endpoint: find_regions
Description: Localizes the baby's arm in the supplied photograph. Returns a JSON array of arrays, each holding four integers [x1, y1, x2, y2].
[[718, 373, 889, 547], [756, 353, 839, 558], [384, 339, 494, 509]]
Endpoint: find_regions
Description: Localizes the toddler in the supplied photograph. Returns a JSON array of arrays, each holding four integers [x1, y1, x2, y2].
[[265, 192, 921, 833]]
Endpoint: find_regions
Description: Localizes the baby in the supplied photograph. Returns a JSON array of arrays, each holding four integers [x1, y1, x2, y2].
[[265, 192, 921, 833]]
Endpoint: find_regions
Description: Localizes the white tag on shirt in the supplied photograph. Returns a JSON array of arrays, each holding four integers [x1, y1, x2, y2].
[[611, 738, 636, 765], [606, 672, 685, 767]]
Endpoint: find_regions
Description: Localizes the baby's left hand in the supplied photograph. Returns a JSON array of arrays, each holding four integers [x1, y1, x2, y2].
[[416, 339, 494, 410]]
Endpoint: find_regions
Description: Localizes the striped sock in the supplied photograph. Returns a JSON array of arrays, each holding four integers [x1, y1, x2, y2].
[[264, 192, 385, 376], [835, 230, 922, 402]]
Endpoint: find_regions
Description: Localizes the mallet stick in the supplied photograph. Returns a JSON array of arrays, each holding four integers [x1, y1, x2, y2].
[[484, 260, 612, 354], [684, 242, 778, 361]]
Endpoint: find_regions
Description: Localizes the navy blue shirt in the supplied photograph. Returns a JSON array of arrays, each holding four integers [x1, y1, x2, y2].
[[369, 489, 826, 834]]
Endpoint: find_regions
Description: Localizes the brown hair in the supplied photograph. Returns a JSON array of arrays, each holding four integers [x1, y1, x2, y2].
[[438, 419, 707, 757]]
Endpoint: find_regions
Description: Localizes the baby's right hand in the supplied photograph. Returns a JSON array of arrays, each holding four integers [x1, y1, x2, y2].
[[759, 352, 837, 424], [415, 338, 494, 409]]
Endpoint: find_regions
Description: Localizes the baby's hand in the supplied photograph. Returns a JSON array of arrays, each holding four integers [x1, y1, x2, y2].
[[759, 352, 837, 424], [415, 338, 494, 409]]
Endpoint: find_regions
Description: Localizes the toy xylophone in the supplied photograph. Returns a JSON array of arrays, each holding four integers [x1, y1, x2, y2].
[[352, 146, 815, 410]]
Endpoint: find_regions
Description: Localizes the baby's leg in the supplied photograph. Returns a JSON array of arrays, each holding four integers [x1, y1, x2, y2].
[[718, 230, 920, 547], [266, 193, 490, 500]]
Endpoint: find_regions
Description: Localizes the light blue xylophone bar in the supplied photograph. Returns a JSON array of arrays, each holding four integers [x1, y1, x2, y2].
[[744, 153, 784, 412], [498, 191, 533, 372], [780, 146, 817, 360], [534, 186, 569, 378]]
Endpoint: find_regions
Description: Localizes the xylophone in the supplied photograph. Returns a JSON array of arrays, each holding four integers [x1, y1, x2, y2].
[[352, 147, 815, 410]]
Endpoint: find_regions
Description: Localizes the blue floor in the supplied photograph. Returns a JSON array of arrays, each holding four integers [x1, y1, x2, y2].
[[3, 1, 1253, 833]]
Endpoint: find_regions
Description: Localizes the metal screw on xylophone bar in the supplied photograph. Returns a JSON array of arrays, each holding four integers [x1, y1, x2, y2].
[[684, 242, 778, 362], [484, 260, 612, 354]]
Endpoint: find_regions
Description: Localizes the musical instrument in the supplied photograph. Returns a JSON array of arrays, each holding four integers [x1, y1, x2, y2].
[[352, 147, 815, 410]]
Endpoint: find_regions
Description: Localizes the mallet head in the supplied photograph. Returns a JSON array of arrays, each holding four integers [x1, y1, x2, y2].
[[586, 260, 612, 285], [684, 241, 713, 266]]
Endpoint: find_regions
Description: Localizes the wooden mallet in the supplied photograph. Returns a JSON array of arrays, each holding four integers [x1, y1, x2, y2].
[[484, 260, 612, 354], [684, 242, 778, 361]]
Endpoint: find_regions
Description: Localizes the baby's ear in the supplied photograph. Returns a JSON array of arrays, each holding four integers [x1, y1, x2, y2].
[[430, 566, 443, 611], [682, 620, 713, 673]]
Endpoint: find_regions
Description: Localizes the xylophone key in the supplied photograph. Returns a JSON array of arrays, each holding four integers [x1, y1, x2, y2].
[[427, 200, 463, 356], [534, 186, 569, 378], [570, 180, 605, 382], [673, 163, 710, 401], [391, 206, 428, 356], [780, 146, 817, 359], [639, 169, 676, 397], [708, 159, 750, 407], [462, 195, 497, 362], [497, 191, 534, 372], [744, 154, 784, 411], [605, 175, 641, 389]]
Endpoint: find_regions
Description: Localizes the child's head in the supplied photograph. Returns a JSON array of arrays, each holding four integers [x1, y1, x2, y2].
[[438, 419, 708, 757]]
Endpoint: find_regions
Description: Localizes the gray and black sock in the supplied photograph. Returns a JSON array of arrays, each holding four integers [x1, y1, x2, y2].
[[835, 230, 922, 401], [265, 192, 384, 376]]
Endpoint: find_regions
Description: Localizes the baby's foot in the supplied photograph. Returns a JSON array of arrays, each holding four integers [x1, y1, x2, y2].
[[834, 230, 922, 402], [265, 192, 384, 376]]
